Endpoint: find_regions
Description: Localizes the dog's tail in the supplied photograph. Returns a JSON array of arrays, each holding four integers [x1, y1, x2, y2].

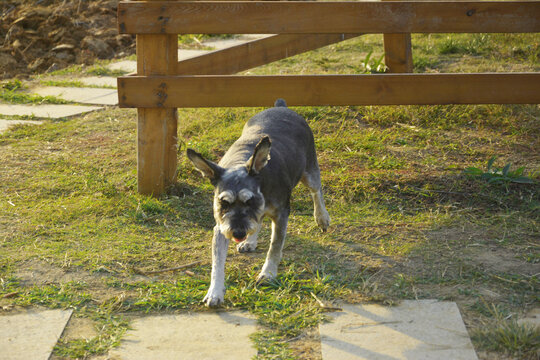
[[274, 98, 287, 107]]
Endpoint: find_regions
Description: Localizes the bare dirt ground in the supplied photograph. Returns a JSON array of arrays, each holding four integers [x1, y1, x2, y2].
[[0, 0, 134, 79]]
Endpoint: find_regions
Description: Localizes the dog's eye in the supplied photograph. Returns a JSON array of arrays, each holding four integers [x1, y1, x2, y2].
[[220, 199, 231, 209], [245, 198, 255, 206]]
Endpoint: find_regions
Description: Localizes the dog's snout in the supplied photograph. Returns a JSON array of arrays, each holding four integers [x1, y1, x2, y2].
[[232, 230, 246, 240]]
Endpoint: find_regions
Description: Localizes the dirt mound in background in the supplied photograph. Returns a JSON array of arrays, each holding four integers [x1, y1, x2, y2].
[[0, 0, 135, 79]]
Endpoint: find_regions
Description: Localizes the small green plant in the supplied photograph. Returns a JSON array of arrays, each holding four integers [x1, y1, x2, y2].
[[1, 79, 24, 91], [464, 157, 538, 185], [361, 50, 387, 73]]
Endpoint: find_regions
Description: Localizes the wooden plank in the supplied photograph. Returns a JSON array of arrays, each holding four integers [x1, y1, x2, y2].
[[117, 73, 540, 108], [135, 30, 178, 195], [118, 1, 540, 34], [384, 33, 413, 73], [383, 0, 413, 73], [177, 34, 360, 75]]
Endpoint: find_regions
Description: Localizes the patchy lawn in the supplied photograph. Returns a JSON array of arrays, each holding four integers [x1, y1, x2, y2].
[[1, 33, 539, 359]]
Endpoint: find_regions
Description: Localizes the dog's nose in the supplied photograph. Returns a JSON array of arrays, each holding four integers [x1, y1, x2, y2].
[[232, 230, 246, 241]]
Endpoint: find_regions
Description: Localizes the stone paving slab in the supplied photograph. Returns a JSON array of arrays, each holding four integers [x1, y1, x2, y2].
[[0, 104, 102, 119], [32, 86, 118, 106], [0, 309, 73, 360], [106, 49, 211, 74], [107, 60, 137, 73], [518, 307, 540, 327], [0, 119, 42, 132], [203, 34, 272, 50], [109, 311, 257, 360], [320, 300, 478, 360], [79, 76, 118, 88]]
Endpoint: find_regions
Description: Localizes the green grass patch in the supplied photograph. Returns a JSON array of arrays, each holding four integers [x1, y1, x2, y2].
[[1, 33, 539, 359], [39, 79, 116, 89]]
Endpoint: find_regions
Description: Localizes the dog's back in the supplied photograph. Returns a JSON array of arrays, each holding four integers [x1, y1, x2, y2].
[[220, 99, 316, 195]]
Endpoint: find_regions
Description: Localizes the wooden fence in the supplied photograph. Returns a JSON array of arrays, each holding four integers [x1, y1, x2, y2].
[[117, 1, 540, 196]]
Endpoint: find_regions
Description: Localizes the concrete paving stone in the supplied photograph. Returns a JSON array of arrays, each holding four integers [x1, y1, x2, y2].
[[109, 311, 257, 360], [106, 49, 209, 74], [179, 49, 213, 60], [32, 86, 118, 106], [0, 104, 102, 119], [518, 307, 540, 328], [107, 60, 137, 73], [0, 119, 42, 132], [79, 76, 118, 88], [320, 300, 478, 360], [203, 34, 272, 50], [0, 309, 73, 360]]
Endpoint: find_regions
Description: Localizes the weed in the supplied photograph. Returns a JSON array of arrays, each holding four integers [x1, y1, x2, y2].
[[1, 78, 24, 91], [437, 34, 492, 56], [464, 157, 538, 186], [86, 66, 127, 77], [360, 50, 387, 73], [471, 302, 540, 359]]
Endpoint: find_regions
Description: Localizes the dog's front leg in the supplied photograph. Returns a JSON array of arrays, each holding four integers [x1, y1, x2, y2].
[[257, 212, 288, 282], [204, 225, 229, 307]]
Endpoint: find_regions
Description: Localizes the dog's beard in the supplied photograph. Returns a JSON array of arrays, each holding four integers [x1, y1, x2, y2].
[[217, 217, 259, 241]]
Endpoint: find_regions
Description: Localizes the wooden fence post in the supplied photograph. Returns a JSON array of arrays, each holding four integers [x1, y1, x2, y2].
[[136, 1, 178, 196], [383, 0, 413, 73]]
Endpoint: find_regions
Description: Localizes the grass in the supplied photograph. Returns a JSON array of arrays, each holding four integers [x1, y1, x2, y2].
[[1, 78, 68, 104], [39, 79, 116, 89], [1, 33, 539, 359], [471, 302, 540, 359]]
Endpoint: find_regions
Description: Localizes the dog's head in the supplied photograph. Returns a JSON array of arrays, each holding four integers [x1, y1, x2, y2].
[[187, 137, 271, 243]]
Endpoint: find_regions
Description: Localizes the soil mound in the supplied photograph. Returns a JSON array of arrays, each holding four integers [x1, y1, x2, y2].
[[0, 0, 135, 79]]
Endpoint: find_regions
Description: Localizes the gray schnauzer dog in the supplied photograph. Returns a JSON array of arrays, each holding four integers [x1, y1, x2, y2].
[[187, 99, 330, 307]]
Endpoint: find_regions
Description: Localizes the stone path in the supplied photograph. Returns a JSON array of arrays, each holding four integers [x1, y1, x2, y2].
[[32, 86, 118, 105], [320, 300, 478, 360], [109, 311, 258, 360], [0, 309, 73, 360], [0, 119, 42, 131], [0, 301, 482, 359], [0, 104, 102, 118]]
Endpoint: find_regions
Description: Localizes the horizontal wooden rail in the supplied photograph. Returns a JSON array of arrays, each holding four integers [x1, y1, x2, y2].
[[118, 73, 540, 108], [177, 34, 360, 75], [118, 1, 540, 34]]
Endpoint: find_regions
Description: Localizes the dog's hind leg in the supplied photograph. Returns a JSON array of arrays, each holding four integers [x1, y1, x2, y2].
[[203, 226, 230, 307], [301, 169, 330, 232], [237, 221, 262, 253], [257, 212, 288, 282]]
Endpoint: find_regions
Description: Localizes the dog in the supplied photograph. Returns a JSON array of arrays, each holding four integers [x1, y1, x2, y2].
[[187, 99, 330, 307]]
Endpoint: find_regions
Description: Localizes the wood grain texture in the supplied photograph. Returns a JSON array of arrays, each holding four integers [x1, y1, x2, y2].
[[118, 1, 540, 34], [384, 33, 413, 73], [177, 34, 360, 75], [136, 31, 178, 196], [382, 0, 413, 73], [118, 73, 540, 108]]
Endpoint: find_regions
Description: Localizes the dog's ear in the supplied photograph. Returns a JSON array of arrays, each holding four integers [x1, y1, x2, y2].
[[246, 136, 271, 176], [186, 149, 224, 184]]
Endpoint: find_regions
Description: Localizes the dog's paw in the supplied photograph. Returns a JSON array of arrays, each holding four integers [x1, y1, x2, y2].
[[315, 209, 330, 232], [256, 268, 278, 285], [255, 273, 275, 285], [203, 287, 225, 308], [237, 240, 257, 253]]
